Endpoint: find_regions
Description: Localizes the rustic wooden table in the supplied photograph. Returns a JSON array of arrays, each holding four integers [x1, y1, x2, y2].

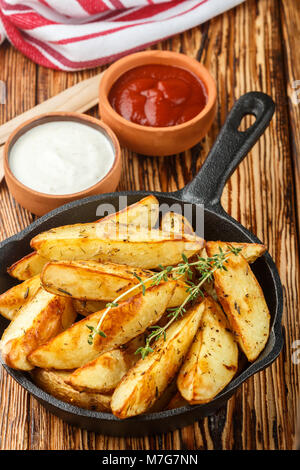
[[0, 0, 299, 451]]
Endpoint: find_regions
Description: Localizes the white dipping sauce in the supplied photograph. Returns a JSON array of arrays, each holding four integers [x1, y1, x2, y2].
[[9, 120, 115, 195]]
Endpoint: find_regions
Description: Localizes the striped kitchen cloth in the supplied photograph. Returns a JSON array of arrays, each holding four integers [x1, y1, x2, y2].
[[0, 0, 244, 71]]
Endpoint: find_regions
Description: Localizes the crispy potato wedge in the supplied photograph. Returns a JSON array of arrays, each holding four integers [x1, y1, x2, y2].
[[28, 282, 176, 370], [202, 242, 266, 265], [201, 242, 266, 299], [31, 222, 204, 269], [7, 252, 48, 281], [0, 289, 76, 370], [177, 297, 238, 404], [148, 380, 179, 413], [227, 242, 266, 263], [99, 195, 159, 229], [41, 261, 153, 301], [168, 281, 189, 307], [41, 260, 189, 308], [111, 300, 205, 419], [68, 335, 145, 393], [7, 197, 159, 282], [0, 274, 41, 320], [31, 369, 111, 412], [206, 241, 270, 362], [71, 284, 189, 312], [72, 299, 107, 316], [161, 211, 195, 236]]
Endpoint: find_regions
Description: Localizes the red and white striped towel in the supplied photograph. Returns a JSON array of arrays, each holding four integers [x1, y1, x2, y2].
[[0, 0, 244, 71]]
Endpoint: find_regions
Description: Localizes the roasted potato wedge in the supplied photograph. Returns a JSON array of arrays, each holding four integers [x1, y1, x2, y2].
[[161, 211, 195, 236], [206, 241, 270, 361], [41, 261, 153, 301], [28, 282, 176, 370], [168, 281, 190, 307], [148, 380, 179, 413], [31, 222, 204, 269], [72, 285, 189, 313], [41, 260, 189, 308], [72, 299, 107, 316], [111, 300, 205, 419], [68, 335, 145, 393], [99, 195, 159, 229], [0, 289, 76, 370], [7, 252, 48, 281], [227, 242, 266, 263], [177, 297, 238, 404], [7, 196, 159, 282], [202, 242, 266, 299], [202, 242, 266, 265], [0, 274, 41, 320], [31, 368, 111, 412]]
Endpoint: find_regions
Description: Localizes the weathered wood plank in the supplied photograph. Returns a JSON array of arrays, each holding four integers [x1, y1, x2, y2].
[[0, 43, 36, 450], [280, 0, 300, 243]]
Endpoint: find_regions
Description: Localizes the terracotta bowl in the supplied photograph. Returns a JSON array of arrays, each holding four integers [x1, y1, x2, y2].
[[4, 113, 122, 216], [99, 50, 217, 156]]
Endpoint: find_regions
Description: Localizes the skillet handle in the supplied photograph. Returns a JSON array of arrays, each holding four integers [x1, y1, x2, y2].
[[180, 92, 275, 209]]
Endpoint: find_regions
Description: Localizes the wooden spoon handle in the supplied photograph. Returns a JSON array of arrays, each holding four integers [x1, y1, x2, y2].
[[0, 72, 103, 146], [0, 147, 4, 182]]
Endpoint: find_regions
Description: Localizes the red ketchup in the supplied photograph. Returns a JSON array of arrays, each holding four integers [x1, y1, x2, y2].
[[108, 65, 207, 127]]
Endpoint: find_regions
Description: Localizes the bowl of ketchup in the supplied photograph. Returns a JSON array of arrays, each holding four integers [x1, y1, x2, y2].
[[99, 51, 217, 156]]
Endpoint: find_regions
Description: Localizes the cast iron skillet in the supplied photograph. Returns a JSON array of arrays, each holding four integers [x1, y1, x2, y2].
[[0, 92, 283, 436]]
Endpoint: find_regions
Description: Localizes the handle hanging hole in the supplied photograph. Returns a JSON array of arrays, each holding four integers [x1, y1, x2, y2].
[[238, 113, 256, 132]]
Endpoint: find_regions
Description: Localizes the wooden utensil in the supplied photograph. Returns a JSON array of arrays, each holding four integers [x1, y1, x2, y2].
[[0, 72, 103, 183], [0, 147, 4, 182]]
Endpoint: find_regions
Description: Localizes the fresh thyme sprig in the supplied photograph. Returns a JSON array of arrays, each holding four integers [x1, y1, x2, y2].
[[86, 245, 242, 351], [86, 266, 179, 345], [135, 245, 241, 359]]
